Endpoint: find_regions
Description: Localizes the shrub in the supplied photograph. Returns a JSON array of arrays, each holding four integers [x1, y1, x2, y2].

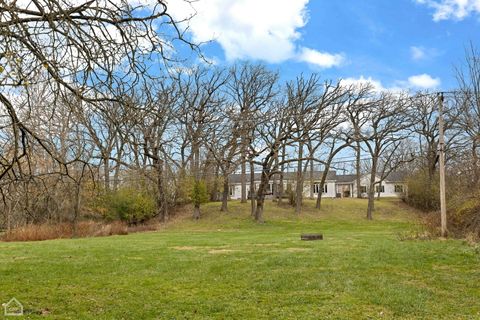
[[450, 193, 480, 238], [103, 188, 156, 225], [405, 170, 439, 211], [286, 183, 296, 207], [406, 169, 480, 240], [190, 180, 209, 207], [176, 175, 195, 205]]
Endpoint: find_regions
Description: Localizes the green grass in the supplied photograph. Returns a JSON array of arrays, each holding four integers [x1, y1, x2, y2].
[[0, 199, 479, 319]]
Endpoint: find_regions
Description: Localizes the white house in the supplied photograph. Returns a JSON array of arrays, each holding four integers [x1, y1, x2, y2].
[[228, 171, 406, 199], [334, 172, 407, 198]]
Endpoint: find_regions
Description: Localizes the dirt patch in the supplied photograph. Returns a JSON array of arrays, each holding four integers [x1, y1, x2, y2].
[[171, 246, 201, 251], [208, 249, 237, 254], [284, 247, 312, 252]]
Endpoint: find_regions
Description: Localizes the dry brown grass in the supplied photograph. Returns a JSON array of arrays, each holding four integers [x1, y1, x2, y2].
[[1, 220, 159, 242]]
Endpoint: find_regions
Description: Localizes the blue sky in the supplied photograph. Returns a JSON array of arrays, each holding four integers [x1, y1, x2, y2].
[[169, 0, 480, 91]]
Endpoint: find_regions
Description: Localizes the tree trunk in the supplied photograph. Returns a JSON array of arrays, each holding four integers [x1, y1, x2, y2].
[[113, 163, 120, 192], [295, 142, 304, 214], [72, 182, 81, 238], [316, 146, 348, 210], [278, 145, 286, 205], [221, 175, 229, 212], [315, 167, 330, 210], [211, 165, 220, 201], [193, 204, 200, 220], [366, 187, 375, 220], [241, 148, 247, 203], [113, 138, 123, 191], [355, 141, 362, 198], [366, 157, 378, 220], [254, 169, 269, 223], [278, 171, 284, 205], [272, 152, 278, 201], [155, 158, 167, 223], [103, 157, 110, 193], [250, 160, 256, 216], [192, 144, 201, 220], [309, 159, 314, 199]]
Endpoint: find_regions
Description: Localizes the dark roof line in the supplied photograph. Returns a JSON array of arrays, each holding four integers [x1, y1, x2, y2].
[[228, 171, 337, 184], [228, 170, 407, 183]]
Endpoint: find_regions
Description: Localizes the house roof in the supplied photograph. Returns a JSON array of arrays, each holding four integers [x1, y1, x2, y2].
[[228, 170, 408, 184], [229, 171, 337, 184], [384, 171, 408, 182], [335, 174, 357, 183], [334, 171, 408, 183]]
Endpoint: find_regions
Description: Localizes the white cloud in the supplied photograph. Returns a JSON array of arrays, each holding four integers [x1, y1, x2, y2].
[[168, 0, 343, 68], [410, 46, 440, 61], [410, 46, 426, 60], [297, 48, 344, 68], [340, 76, 387, 92], [415, 0, 480, 21], [341, 73, 441, 91], [407, 73, 441, 89]]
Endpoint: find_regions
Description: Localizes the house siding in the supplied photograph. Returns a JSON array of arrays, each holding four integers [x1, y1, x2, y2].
[[228, 173, 405, 200], [228, 180, 337, 200]]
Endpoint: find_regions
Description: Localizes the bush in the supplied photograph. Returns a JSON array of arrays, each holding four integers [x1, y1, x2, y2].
[[405, 170, 440, 211], [286, 183, 296, 207], [450, 192, 480, 238], [103, 188, 156, 225], [176, 175, 194, 205], [190, 180, 209, 206], [406, 169, 480, 240]]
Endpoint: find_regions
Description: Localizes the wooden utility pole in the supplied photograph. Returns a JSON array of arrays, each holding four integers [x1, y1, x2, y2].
[[438, 93, 447, 237]]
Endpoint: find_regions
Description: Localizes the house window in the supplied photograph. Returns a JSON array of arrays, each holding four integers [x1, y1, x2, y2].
[[375, 185, 385, 193], [229, 185, 235, 196], [313, 183, 327, 194], [360, 186, 367, 193], [394, 184, 404, 193]]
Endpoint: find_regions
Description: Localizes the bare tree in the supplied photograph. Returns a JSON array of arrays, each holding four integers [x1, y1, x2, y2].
[[406, 92, 460, 208], [287, 74, 323, 214], [227, 63, 278, 203], [250, 101, 301, 223], [455, 44, 480, 186], [344, 83, 376, 198], [137, 83, 178, 222], [0, 0, 196, 183], [176, 67, 228, 219], [204, 103, 243, 212], [361, 93, 412, 220]]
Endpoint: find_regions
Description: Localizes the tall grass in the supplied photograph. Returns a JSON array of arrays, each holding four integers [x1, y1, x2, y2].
[[1, 220, 158, 242]]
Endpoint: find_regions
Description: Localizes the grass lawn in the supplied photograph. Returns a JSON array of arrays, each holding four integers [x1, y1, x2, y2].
[[0, 199, 479, 319]]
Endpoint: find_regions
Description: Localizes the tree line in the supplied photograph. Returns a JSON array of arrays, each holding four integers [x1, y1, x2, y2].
[[0, 1, 479, 237]]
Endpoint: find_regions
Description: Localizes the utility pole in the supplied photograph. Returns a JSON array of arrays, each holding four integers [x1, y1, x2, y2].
[[438, 92, 447, 237]]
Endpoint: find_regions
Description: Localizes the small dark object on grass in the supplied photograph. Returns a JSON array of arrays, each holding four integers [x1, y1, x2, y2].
[[301, 234, 323, 241]]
